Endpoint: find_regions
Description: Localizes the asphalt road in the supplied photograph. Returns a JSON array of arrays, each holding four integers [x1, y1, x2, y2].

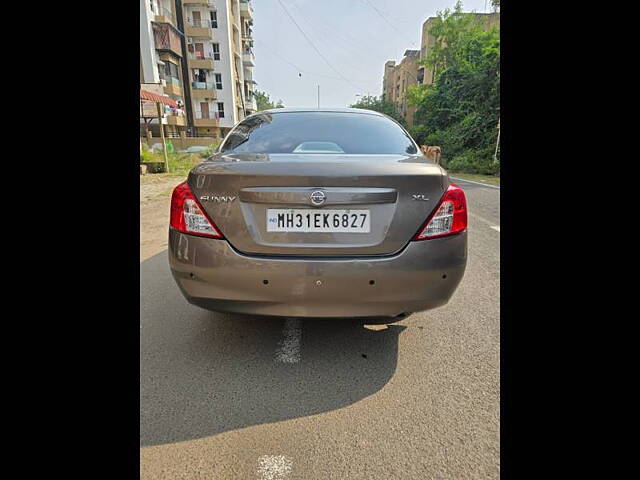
[[140, 177, 500, 479]]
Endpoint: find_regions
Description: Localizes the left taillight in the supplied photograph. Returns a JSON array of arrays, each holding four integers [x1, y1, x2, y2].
[[170, 181, 223, 239], [413, 183, 468, 240]]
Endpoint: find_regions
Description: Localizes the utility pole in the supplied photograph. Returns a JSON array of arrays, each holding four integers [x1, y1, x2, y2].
[[317, 85, 320, 108], [157, 102, 169, 173]]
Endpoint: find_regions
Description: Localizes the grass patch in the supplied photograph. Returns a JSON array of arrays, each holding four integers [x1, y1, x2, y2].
[[140, 151, 203, 177], [448, 172, 500, 186], [141, 141, 219, 177]]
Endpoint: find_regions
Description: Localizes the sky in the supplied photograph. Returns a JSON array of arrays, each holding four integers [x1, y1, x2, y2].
[[252, 0, 491, 108]]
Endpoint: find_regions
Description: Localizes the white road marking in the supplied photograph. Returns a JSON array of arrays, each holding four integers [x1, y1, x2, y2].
[[275, 318, 301, 363], [468, 212, 500, 232], [258, 455, 293, 480], [450, 176, 501, 190]]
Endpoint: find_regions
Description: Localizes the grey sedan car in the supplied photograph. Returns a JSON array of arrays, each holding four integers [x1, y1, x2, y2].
[[169, 108, 467, 320]]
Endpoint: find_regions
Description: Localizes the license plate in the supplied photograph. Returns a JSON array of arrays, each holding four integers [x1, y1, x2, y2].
[[267, 209, 370, 233]]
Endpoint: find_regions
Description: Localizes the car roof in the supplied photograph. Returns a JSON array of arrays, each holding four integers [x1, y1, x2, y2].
[[255, 107, 386, 117]]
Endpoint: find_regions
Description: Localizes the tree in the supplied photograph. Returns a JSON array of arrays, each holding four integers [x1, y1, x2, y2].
[[254, 90, 285, 111], [421, 1, 476, 81], [349, 95, 404, 124], [407, 1, 500, 174]]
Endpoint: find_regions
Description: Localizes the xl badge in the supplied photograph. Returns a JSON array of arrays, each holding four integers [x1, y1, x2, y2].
[[412, 194, 429, 201]]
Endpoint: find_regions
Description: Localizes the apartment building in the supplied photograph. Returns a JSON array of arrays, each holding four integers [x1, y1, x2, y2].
[[417, 12, 500, 88], [140, 0, 188, 137], [382, 11, 500, 127], [382, 50, 420, 127], [140, 0, 257, 140], [180, 0, 256, 139]]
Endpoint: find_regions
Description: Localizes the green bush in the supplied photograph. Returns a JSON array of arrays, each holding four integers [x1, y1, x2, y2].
[[200, 142, 220, 158], [447, 147, 498, 175], [140, 149, 160, 163], [167, 153, 203, 176], [408, 125, 429, 145]]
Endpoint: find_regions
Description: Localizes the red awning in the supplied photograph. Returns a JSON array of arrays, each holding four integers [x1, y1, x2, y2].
[[140, 89, 178, 108]]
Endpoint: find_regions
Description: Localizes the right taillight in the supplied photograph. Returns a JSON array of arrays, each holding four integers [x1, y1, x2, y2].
[[170, 181, 223, 239], [413, 183, 468, 240]]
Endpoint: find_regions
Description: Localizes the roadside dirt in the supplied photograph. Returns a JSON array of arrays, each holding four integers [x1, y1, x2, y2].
[[140, 174, 185, 261]]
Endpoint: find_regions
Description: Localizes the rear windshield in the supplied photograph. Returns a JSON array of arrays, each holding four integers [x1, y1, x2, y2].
[[219, 111, 418, 155]]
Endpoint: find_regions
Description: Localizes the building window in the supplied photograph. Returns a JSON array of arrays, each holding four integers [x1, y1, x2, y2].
[[217, 102, 225, 118], [165, 61, 180, 81], [214, 74, 223, 89], [212, 43, 220, 60], [211, 11, 218, 28], [194, 69, 207, 83]]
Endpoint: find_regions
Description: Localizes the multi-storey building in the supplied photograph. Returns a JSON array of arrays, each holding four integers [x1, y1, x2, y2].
[[140, 0, 188, 137], [382, 11, 500, 127], [179, 0, 256, 139], [240, 0, 257, 116], [382, 50, 420, 127], [140, 0, 257, 140]]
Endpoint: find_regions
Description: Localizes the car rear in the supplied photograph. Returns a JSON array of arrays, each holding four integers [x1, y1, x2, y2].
[[168, 109, 467, 319]]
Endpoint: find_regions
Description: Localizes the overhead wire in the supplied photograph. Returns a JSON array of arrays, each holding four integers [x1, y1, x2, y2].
[[275, 0, 366, 91]]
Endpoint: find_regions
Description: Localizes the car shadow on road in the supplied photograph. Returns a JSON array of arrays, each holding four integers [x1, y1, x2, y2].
[[140, 250, 406, 447]]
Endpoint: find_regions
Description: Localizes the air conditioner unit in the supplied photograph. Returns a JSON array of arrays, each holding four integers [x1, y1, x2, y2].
[[187, 38, 194, 44]]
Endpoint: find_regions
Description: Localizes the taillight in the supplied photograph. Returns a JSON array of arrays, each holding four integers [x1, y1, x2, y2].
[[413, 183, 467, 240], [170, 181, 223, 239]]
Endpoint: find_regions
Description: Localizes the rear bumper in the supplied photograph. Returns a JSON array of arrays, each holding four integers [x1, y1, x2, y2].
[[168, 230, 467, 318]]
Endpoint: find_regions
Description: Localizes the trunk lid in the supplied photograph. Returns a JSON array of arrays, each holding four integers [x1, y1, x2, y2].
[[188, 153, 447, 256]]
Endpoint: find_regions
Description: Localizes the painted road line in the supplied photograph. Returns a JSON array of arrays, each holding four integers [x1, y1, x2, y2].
[[490, 226, 500, 232], [275, 318, 302, 363], [258, 455, 293, 480], [450, 176, 501, 190]]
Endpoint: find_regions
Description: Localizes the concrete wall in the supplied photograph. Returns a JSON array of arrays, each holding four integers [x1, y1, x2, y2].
[[144, 137, 219, 150]]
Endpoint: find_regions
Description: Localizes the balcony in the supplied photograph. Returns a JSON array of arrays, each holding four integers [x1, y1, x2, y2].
[[240, 0, 254, 19], [166, 114, 186, 126], [242, 28, 253, 40], [194, 110, 219, 127], [153, 5, 175, 25], [183, 0, 215, 5], [244, 91, 257, 113], [163, 76, 182, 96], [188, 52, 214, 69], [191, 81, 217, 99], [242, 48, 255, 66], [152, 22, 182, 57], [185, 19, 213, 38]]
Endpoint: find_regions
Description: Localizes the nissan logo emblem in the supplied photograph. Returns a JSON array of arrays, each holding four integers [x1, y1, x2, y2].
[[309, 190, 326, 206]]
